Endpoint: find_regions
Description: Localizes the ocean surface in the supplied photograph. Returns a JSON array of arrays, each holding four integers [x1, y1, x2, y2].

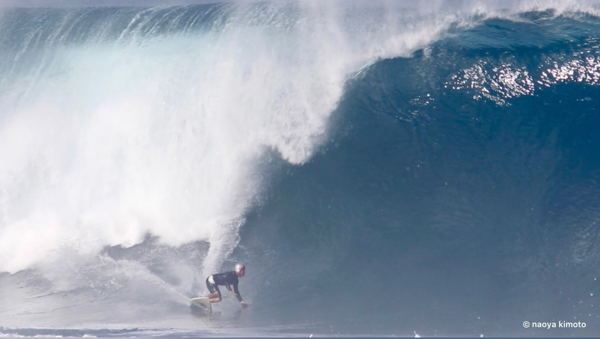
[[2, 0, 600, 337]]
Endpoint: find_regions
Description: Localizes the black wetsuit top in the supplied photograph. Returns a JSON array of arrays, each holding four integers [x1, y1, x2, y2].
[[209, 271, 243, 302]]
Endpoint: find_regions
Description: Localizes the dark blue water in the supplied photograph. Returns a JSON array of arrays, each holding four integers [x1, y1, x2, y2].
[[1, 2, 600, 338], [236, 11, 600, 337]]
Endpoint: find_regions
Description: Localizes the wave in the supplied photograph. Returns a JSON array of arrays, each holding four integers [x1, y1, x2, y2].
[[0, 0, 473, 275], [234, 6, 600, 336], [1, 0, 600, 336]]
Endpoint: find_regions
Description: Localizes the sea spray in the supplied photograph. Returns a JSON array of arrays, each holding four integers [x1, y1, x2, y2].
[[0, 2, 457, 275]]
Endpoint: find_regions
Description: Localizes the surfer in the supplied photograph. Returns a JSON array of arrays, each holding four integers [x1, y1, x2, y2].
[[206, 264, 249, 308]]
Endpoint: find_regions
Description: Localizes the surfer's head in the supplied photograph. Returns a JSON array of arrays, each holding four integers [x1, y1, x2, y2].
[[235, 263, 246, 277]]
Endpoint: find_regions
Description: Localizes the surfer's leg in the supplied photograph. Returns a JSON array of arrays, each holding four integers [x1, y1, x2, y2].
[[206, 277, 221, 302], [208, 288, 222, 303], [206, 276, 221, 302]]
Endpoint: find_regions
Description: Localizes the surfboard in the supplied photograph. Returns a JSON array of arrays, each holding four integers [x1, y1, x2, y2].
[[190, 296, 212, 315]]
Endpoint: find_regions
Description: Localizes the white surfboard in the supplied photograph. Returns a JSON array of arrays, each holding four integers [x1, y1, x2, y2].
[[190, 296, 212, 314]]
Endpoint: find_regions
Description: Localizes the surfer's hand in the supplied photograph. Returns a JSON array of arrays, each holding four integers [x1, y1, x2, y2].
[[229, 291, 236, 296], [240, 301, 249, 308]]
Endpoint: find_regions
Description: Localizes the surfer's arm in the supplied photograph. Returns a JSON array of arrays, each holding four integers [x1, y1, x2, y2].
[[225, 284, 239, 297], [232, 282, 243, 302]]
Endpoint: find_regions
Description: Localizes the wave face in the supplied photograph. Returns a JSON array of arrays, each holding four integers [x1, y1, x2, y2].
[[2, 1, 600, 337]]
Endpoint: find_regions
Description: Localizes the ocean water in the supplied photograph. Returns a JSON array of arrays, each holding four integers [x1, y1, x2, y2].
[[2, 0, 600, 337]]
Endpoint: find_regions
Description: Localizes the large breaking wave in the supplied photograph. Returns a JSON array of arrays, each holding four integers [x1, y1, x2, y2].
[[2, 0, 600, 337]]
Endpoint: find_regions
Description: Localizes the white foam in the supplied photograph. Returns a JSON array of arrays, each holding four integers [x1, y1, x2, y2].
[[0, 5, 348, 274]]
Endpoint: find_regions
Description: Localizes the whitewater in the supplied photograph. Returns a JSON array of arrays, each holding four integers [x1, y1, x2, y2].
[[2, 0, 600, 337]]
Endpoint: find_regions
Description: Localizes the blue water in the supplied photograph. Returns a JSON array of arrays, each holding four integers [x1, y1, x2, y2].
[[1, 1, 600, 337]]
